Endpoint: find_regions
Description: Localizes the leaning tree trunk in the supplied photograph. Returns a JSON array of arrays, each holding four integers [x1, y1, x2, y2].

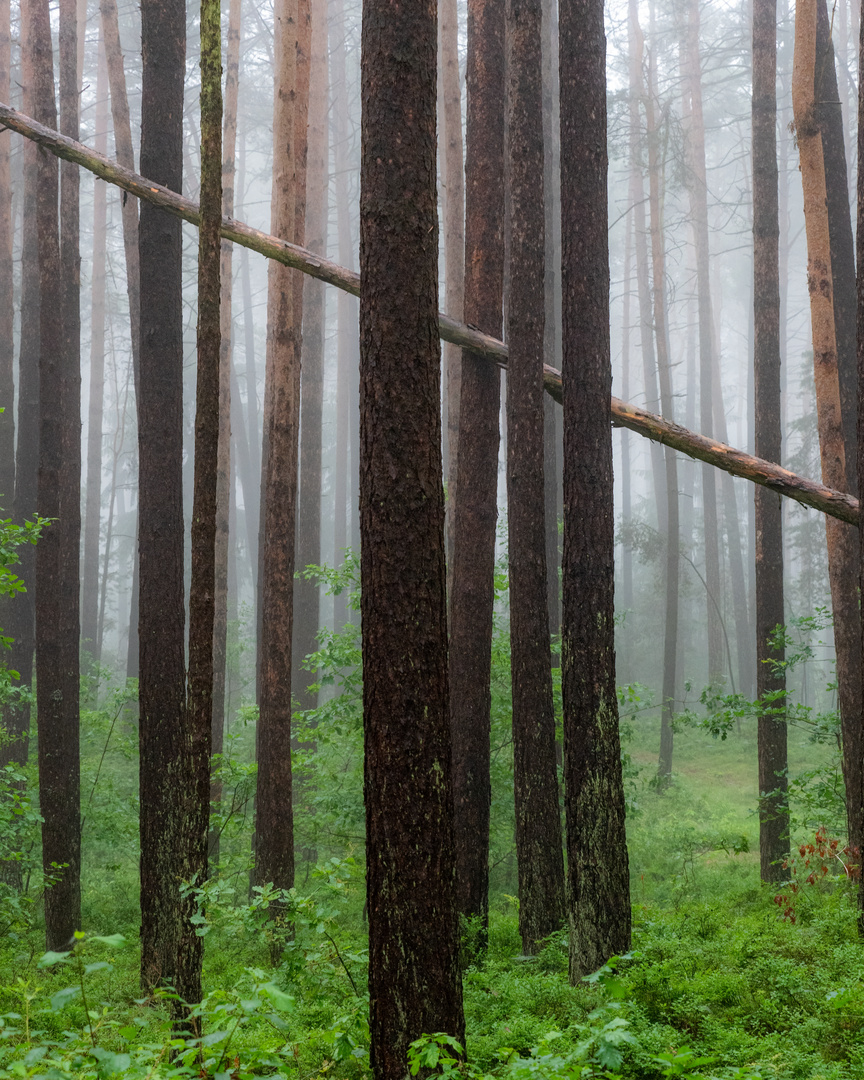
[[560, 0, 631, 979], [792, 0, 863, 860], [506, 0, 566, 954], [753, 0, 789, 883], [359, 0, 466, 1064], [449, 0, 505, 951]]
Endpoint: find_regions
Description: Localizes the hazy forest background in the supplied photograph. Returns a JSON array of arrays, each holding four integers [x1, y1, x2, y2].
[[0, 0, 864, 1074]]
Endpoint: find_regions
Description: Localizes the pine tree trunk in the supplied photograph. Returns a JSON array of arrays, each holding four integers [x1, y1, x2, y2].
[[82, 40, 108, 663], [793, 0, 863, 860], [0, 0, 12, 522], [449, 0, 505, 949], [855, 0, 864, 928], [360, 0, 465, 1063], [506, 0, 565, 955], [138, 0, 188, 993], [753, 0, 789, 882], [253, 0, 299, 926], [560, 0, 631, 979]]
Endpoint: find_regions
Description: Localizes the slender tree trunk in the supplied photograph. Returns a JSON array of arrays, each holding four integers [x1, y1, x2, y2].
[[793, 0, 863, 859], [138, 0, 187, 993], [753, 0, 789, 882], [30, 0, 82, 950], [82, 40, 108, 662], [645, 44, 678, 780], [506, 0, 565, 954], [560, 0, 630, 979], [210, 0, 241, 870], [293, 0, 328, 715], [619, 216, 633, 625], [449, 0, 504, 948], [360, 0, 465, 1062], [0, 0, 12, 519], [682, 0, 723, 685], [253, 0, 299, 924]]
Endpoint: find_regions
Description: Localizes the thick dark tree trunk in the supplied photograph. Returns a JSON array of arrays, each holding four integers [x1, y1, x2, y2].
[[138, 0, 187, 993], [449, 0, 504, 947], [559, 0, 631, 979], [293, 0, 328, 716], [360, 0, 465, 1065], [30, 0, 82, 950], [179, 0, 222, 1023], [506, 0, 566, 954], [855, 0, 864, 928], [753, 0, 789, 882], [253, 0, 299, 923]]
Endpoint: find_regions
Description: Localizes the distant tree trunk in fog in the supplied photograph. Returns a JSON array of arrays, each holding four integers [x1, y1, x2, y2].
[[294, 0, 328, 715], [30, 0, 81, 950], [210, 0, 242, 869], [618, 218, 633, 631], [560, 0, 631, 979], [330, 0, 358, 629], [237, 142, 260, 595], [0, 0, 14, 692], [753, 0, 789, 883], [682, 0, 724, 685], [627, 2, 665, 528], [793, 0, 863, 860], [645, 48, 678, 781], [254, 0, 299, 922], [137, 0, 187, 994], [449, 0, 504, 951], [506, 0, 566, 955], [182, 0, 222, 1017], [817, 0, 857, 497], [359, 0, 465, 1060], [82, 42, 108, 663], [441, 0, 464, 570]]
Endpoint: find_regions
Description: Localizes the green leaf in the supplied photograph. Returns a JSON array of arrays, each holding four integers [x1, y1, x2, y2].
[[84, 961, 112, 976], [49, 985, 81, 1012], [38, 950, 71, 968], [259, 982, 295, 1012], [90, 934, 126, 948]]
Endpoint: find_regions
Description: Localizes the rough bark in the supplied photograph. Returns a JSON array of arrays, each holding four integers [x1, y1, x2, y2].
[[506, 0, 566, 954], [293, 0, 328, 716], [559, 0, 631, 979], [138, 0, 187, 994], [793, 0, 863, 859], [682, 0, 723, 685], [855, 0, 864, 927], [360, 0, 465, 1064], [449, 0, 504, 946], [253, 0, 299, 918], [82, 40, 108, 662], [753, 0, 789, 882]]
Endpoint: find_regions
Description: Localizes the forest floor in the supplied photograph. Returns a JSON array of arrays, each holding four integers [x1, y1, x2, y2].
[[0, 702, 861, 1078]]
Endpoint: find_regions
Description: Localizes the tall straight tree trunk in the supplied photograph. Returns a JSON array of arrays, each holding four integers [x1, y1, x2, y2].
[[506, 0, 565, 954], [441, 0, 464, 568], [360, 0, 465, 1064], [618, 216, 633, 624], [82, 40, 109, 662], [855, 0, 864, 927], [293, 0, 328, 715], [0, 0, 12, 520], [449, 0, 504, 947], [682, 0, 723, 685], [560, 0, 630, 980], [753, 0, 788, 882], [793, 0, 863, 859], [138, 0, 188, 993], [30, 0, 82, 949], [330, 0, 357, 629], [179, 0, 223, 1022], [645, 44, 679, 780], [253, 0, 299, 919], [210, 0, 242, 868]]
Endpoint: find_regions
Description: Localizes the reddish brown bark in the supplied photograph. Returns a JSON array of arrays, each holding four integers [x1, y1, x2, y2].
[[360, 0, 465, 1064]]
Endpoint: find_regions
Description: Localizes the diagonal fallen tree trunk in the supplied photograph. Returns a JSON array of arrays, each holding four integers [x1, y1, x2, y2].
[[1, 100, 858, 529]]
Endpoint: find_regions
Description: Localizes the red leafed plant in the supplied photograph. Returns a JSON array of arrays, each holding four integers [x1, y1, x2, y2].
[[773, 827, 860, 924]]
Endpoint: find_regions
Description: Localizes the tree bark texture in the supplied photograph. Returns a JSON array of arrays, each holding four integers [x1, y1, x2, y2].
[[753, 0, 789, 882], [559, 0, 631, 979], [254, 0, 299, 914], [449, 0, 505, 945], [360, 0, 465, 1066], [793, 0, 863, 859], [4, 103, 863, 529], [138, 0, 188, 994], [0, 0, 11, 518], [855, 0, 864, 927], [506, 0, 566, 954]]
